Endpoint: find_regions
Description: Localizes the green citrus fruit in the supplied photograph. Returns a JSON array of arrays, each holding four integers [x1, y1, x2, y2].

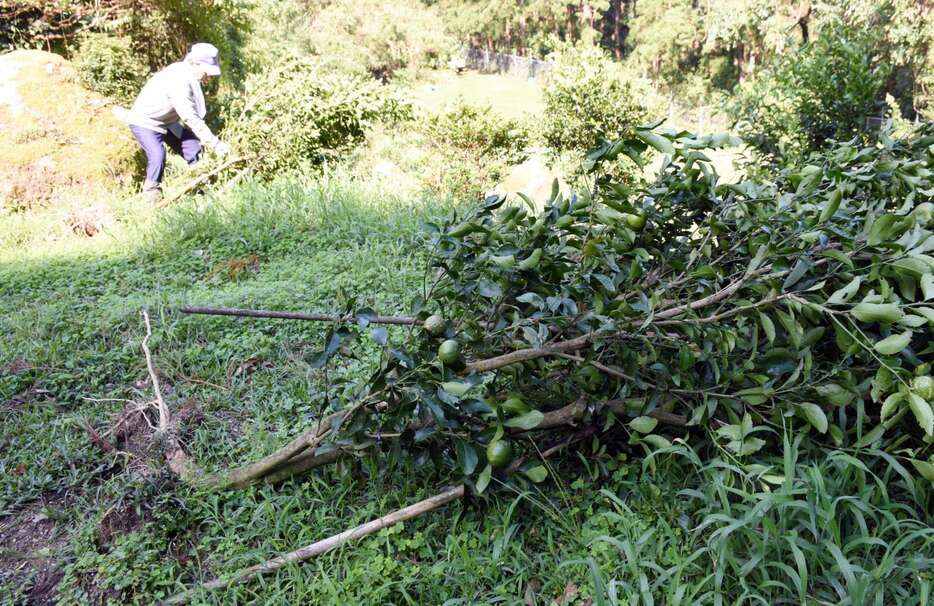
[[913, 375, 934, 400], [912, 202, 934, 225], [501, 395, 530, 416], [625, 211, 647, 230], [423, 314, 447, 337], [438, 339, 462, 364], [486, 439, 513, 468]]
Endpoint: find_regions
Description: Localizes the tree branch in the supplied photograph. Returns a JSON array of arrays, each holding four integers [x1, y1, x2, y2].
[[158, 156, 251, 207], [179, 306, 417, 326], [160, 485, 466, 605], [253, 449, 343, 487], [466, 331, 614, 373]]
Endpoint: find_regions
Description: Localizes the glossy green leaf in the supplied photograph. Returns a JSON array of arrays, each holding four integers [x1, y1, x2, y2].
[[908, 393, 934, 437], [475, 464, 492, 494], [854, 424, 884, 448], [819, 188, 842, 222], [630, 416, 658, 434], [642, 434, 672, 449], [758, 312, 776, 344], [873, 330, 912, 355], [798, 402, 828, 433], [922, 273, 934, 300], [910, 459, 934, 483], [816, 383, 854, 407], [455, 440, 478, 475], [852, 302, 904, 324], [880, 393, 903, 422], [636, 130, 675, 155], [503, 410, 545, 430], [826, 277, 861, 305]]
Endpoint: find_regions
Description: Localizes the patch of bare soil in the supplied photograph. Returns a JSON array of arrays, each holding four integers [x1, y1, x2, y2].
[[63, 204, 116, 238], [0, 493, 73, 605], [104, 397, 205, 479], [106, 403, 161, 478], [1, 358, 34, 376], [95, 502, 142, 552]]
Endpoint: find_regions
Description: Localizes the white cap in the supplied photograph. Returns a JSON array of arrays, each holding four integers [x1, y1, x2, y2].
[[186, 43, 221, 76]]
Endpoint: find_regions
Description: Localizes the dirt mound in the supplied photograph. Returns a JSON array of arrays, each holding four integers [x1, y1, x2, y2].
[[0, 50, 136, 212]]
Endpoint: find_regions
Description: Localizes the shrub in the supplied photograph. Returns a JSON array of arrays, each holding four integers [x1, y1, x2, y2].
[[73, 33, 149, 102], [542, 43, 648, 153], [420, 102, 532, 197], [138, 0, 252, 87], [732, 21, 888, 164], [423, 102, 530, 162], [225, 57, 412, 176]]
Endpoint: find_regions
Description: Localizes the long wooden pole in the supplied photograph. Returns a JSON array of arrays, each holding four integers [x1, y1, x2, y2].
[[158, 156, 250, 207], [160, 485, 466, 605], [179, 306, 417, 326]]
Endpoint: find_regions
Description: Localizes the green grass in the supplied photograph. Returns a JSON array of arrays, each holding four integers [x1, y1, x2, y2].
[[411, 70, 545, 121], [1, 172, 694, 605], [2, 171, 932, 605]]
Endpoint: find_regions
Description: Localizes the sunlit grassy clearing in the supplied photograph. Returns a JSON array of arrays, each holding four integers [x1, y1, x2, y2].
[[411, 69, 546, 121]]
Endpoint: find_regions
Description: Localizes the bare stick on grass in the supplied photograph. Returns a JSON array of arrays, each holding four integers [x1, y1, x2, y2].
[[160, 484, 466, 605], [179, 305, 417, 325], [158, 156, 250, 207]]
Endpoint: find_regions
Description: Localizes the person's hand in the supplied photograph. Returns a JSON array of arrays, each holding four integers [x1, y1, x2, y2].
[[214, 141, 231, 157]]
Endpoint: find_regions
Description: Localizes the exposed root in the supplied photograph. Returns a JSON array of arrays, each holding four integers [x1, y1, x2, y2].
[[138, 310, 202, 482], [141, 310, 170, 433]]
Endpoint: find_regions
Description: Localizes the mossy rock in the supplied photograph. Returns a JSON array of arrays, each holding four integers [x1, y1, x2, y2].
[[0, 50, 137, 211]]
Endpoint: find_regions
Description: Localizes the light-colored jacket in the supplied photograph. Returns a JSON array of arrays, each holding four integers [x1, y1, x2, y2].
[[123, 61, 219, 147]]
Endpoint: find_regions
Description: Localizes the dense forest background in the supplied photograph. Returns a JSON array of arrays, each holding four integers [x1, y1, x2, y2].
[[3, 0, 932, 170], [4, 1, 932, 108], [3, 1, 934, 604]]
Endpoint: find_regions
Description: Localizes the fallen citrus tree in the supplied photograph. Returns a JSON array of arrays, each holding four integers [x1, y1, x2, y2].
[[179, 121, 934, 493], [156, 122, 934, 603]]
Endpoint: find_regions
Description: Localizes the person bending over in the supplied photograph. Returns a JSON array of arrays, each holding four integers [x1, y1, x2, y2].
[[118, 42, 230, 203]]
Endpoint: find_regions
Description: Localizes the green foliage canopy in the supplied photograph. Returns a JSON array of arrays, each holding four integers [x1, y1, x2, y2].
[[420, 102, 531, 197], [73, 33, 150, 102], [304, 0, 453, 81], [2, 0, 251, 86]]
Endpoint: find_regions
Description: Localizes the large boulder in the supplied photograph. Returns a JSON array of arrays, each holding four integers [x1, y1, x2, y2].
[[489, 154, 569, 210], [0, 50, 136, 212]]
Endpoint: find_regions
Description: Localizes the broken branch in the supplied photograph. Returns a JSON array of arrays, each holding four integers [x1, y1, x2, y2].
[[160, 484, 466, 605], [179, 306, 417, 326], [158, 156, 251, 207]]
